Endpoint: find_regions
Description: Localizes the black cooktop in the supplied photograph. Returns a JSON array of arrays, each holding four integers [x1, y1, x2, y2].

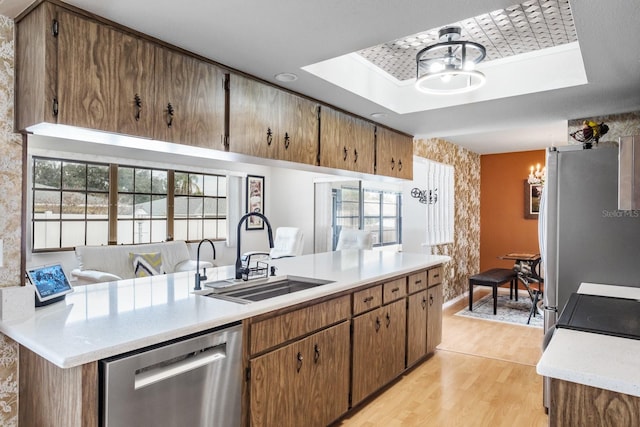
[[556, 293, 640, 340]]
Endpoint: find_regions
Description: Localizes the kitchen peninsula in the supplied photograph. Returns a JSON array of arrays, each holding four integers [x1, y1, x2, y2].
[[1, 250, 448, 426]]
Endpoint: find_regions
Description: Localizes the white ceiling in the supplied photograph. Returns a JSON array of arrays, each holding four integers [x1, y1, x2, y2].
[[3, 0, 640, 154]]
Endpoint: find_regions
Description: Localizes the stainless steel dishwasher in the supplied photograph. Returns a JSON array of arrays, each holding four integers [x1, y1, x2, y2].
[[101, 323, 242, 427]]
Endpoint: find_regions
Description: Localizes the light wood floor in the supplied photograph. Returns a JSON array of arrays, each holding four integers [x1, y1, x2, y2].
[[338, 289, 548, 427]]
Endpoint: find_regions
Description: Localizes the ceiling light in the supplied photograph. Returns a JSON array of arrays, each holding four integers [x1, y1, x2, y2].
[[274, 72, 298, 82], [415, 26, 486, 95]]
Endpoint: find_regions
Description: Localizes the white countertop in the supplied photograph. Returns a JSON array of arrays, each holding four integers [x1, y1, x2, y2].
[[536, 282, 640, 397], [0, 250, 448, 368]]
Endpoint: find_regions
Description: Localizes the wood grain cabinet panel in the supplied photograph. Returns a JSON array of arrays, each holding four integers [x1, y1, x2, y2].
[[56, 9, 156, 138], [427, 282, 443, 354], [375, 126, 413, 180], [319, 107, 375, 174], [353, 285, 382, 315], [249, 321, 350, 427], [408, 270, 428, 294], [428, 266, 443, 286], [154, 48, 225, 148], [352, 298, 406, 406], [407, 290, 428, 367], [229, 74, 319, 165], [383, 277, 407, 303]]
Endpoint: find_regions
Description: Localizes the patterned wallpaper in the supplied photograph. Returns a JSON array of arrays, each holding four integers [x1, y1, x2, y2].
[[0, 14, 21, 427], [414, 138, 481, 302]]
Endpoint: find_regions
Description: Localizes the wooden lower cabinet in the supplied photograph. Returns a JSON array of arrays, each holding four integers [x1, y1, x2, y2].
[[427, 283, 443, 354], [249, 321, 350, 427], [352, 298, 406, 406], [407, 290, 428, 366]]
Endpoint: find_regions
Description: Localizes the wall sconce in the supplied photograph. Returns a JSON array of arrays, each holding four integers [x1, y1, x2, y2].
[[411, 188, 438, 204], [527, 164, 545, 186]]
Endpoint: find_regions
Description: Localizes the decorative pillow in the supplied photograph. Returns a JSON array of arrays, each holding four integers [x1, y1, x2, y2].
[[129, 252, 163, 277]]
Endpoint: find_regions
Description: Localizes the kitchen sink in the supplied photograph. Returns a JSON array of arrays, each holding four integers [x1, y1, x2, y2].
[[202, 276, 334, 303]]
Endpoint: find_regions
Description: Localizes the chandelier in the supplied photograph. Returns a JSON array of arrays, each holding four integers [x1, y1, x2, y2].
[[528, 163, 546, 186], [415, 26, 486, 95]]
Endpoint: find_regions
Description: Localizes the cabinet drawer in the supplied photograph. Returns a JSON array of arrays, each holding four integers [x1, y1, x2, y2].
[[383, 277, 407, 303], [428, 266, 443, 287], [353, 285, 382, 315], [250, 295, 351, 355], [407, 271, 428, 294]]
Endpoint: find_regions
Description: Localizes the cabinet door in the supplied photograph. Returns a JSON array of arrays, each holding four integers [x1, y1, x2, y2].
[[427, 283, 443, 354], [305, 322, 350, 426], [351, 306, 383, 405], [277, 91, 319, 165], [379, 298, 407, 385], [407, 290, 428, 366], [250, 322, 350, 427], [154, 48, 225, 148], [57, 10, 155, 137], [320, 107, 375, 174], [376, 126, 414, 180], [228, 74, 280, 159]]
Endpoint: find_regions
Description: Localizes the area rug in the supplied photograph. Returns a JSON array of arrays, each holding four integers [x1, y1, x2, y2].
[[456, 293, 543, 328]]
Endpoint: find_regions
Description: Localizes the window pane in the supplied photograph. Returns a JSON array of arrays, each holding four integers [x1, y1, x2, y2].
[[87, 164, 109, 191], [87, 193, 109, 218], [150, 220, 167, 242], [152, 170, 167, 194], [203, 175, 218, 196], [363, 202, 379, 216], [218, 199, 227, 216], [218, 177, 227, 197], [382, 203, 397, 216], [190, 174, 204, 195], [363, 190, 379, 202], [216, 219, 227, 239], [33, 221, 60, 250], [174, 172, 189, 195], [134, 168, 151, 193], [118, 194, 134, 218], [62, 162, 86, 190], [188, 197, 203, 217], [203, 198, 219, 217], [34, 190, 60, 217], [62, 192, 86, 217], [174, 219, 188, 240], [62, 222, 86, 247], [174, 196, 188, 218], [203, 220, 217, 238], [383, 192, 396, 203], [151, 195, 167, 219], [117, 220, 134, 244], [118, 167, 134, 192], [134, 195, 151, 215], [134, 219, 150, 244], [188, 219, 202, 240], [86, 221, 108, 245], [34, 159, 61, 189]]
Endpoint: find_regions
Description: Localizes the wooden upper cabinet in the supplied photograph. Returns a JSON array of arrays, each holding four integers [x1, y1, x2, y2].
[[56, 9, 155, 137], [154, 48, 225, 148], [228, 73, 318, 165], [320, 107, 375, 174], [376, 126, 414, 180]]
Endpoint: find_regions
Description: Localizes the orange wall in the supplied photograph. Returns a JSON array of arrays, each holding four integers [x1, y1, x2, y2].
[[480, 150, 546, 271]]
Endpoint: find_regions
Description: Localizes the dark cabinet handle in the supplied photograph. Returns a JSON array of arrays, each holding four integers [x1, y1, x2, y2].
[[391, 158, 395, 170], [391, 287, 400, 293], [375, 316, 381, 332], [343, 146, 348, 161], [166, 103, 174, 128], [429, 294, 434, 306], [314, 344, 320, 363], [134, 94, 142, 122], [415, 279, 422, 285], [433, 274, 440, 279], [353, 149, 359, 163], [363, 296, 374, 303], [385, 313, 391, 328], [422, 296, 427, 309], [284, 132, 290, 149], [266, 128, 273, 146], [296, 352, 303, 372], [398, 159, 403, 171]]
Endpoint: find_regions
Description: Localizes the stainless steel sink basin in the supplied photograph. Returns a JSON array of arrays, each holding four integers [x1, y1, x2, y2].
[[202, 276, 334, 303]]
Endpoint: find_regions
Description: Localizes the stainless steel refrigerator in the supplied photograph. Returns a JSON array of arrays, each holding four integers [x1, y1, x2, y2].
[[539, 142, 640, 408]]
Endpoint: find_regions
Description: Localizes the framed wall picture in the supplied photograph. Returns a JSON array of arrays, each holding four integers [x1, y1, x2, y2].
[[246, 175, 265, 230], [525, 180, 542, 219]]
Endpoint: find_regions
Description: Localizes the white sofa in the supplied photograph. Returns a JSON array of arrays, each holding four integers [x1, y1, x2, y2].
[[71, 241, 213, 284]]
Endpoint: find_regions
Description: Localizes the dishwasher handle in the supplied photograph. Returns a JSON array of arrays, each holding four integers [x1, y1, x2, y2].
[[134, 343, 226, 390]]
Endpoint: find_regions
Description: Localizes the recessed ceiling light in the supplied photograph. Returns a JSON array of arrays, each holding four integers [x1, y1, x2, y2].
[[275, 72, 298, 82], [370, 112, 387, 118]]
